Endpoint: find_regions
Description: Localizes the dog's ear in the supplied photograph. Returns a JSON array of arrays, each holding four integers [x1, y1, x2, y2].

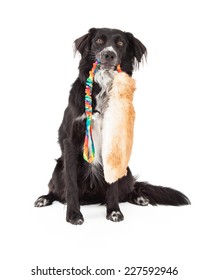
[[74, 28, 97, 56], [125, 32, 147, 65], [74, 33, 89, 55]]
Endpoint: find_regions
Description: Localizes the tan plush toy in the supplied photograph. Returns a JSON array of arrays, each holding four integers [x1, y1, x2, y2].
[[83, 62, 136, 183], [102, 72, 136, 183]]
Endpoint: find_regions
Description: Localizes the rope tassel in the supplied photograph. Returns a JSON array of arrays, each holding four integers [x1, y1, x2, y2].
[[83, 61, 122, 163]]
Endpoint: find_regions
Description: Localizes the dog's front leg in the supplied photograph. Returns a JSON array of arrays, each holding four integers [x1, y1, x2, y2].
[[106, 181, 124, 222], [64, 139, 84, 225]]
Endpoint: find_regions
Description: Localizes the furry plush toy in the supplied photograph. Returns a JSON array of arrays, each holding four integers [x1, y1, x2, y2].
[[83, 61, 136, 184], [102, 72, 136, 183]]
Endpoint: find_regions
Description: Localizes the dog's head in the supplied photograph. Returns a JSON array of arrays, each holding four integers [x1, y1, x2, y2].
[[74, 28, 147, 76]]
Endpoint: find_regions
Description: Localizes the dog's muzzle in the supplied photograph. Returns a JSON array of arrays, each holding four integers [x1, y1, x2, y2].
[[96, 47, 119, 70]]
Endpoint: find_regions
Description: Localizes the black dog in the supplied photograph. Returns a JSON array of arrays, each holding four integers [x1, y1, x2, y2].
[[34, 28, 190, 225]]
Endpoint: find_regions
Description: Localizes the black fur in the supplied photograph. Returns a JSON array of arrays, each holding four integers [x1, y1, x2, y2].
[[34, 28, 190, 225]]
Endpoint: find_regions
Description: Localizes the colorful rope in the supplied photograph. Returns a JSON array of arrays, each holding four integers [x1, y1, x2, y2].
[[83, 61, 100, 163], [117, 64, 122, 73], [83, 62, 122, 163]]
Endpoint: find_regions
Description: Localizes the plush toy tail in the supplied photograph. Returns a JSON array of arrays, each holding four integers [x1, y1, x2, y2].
[[83, 62, 122, 163]]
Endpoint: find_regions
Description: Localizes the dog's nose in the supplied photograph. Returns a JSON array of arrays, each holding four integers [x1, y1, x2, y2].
[[103, 51, 116, 62]]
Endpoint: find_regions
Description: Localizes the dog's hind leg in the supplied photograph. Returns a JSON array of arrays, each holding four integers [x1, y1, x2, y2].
[[106, 181, 124, 222], [34, 177, 59, 207], [34, 158, 66, 207]]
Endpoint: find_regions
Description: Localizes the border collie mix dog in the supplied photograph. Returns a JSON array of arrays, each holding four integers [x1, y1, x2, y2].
[[34, 28, 190, 225]]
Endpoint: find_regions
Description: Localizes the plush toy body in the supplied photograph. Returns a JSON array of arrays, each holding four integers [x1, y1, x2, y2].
[[83, 61, 136, 184], [102, 72, 136, 183]]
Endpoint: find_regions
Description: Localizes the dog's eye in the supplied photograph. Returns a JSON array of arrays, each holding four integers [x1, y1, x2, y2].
[[117, 41, 124, 47], [96, 38, 104, 44]]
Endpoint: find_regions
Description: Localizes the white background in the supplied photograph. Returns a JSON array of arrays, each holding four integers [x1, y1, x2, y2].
[[0, 0, 208, 279]]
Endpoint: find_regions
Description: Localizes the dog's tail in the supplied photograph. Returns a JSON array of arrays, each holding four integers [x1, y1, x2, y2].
[[129, 181, 190, 206]]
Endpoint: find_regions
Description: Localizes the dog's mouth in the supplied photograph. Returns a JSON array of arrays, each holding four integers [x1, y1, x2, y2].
[[99, 63, 117, 70]]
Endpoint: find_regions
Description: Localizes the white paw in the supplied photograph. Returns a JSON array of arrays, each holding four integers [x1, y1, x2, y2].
[[107, 211, 124, 222], [135, 196, 149, 206], [34, 197, 49, 207]]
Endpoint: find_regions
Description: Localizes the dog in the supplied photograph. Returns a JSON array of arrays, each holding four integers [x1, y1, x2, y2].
[[34, 28, 190, 225]]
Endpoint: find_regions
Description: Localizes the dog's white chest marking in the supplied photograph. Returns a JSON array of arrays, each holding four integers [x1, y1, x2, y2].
[[92, 70, 116, 166]]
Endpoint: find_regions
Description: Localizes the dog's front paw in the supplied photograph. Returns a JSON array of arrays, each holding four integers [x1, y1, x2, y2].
[[66, 211, 84, 225], [107, 210, 124, 222]]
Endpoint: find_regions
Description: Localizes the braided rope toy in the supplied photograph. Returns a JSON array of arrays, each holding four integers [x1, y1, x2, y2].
[[83, 61, 122, 163]]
